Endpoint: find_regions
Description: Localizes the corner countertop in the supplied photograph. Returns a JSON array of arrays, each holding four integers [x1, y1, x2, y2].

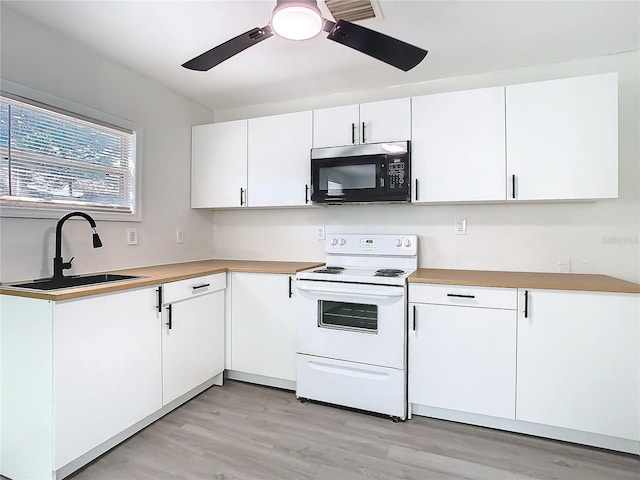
[[409, 268, 640, 294], [0, 259, 324, 301]]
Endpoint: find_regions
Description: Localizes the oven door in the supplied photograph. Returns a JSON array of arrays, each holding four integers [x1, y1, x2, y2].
[[296, 280, 406, 369]]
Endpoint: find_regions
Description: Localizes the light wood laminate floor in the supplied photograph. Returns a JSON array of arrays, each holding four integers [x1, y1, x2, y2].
[[64, 380, 638, 480]]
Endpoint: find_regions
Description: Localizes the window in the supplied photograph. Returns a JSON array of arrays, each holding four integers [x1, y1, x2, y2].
[[0, 86, 140, 219]]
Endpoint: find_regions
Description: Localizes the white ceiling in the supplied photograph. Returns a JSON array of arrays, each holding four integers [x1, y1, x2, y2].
[[4, 1, 639, 112]]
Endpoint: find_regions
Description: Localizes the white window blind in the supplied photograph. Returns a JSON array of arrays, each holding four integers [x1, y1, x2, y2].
[[0, 94, 136, 214]]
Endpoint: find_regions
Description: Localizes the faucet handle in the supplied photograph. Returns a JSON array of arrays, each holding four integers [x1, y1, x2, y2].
[[63, 256, 75, 270]]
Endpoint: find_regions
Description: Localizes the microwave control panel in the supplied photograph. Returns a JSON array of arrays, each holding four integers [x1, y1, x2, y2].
[[387, 159, 406, 190]]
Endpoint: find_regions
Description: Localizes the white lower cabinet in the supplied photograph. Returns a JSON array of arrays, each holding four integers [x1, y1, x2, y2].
[[54, 287, 163, 470], [408, 284, 517, 419], [516, 289, 640, 441], [1, 287, 161, 480], [1, 275, 227, 480], [161, 273, 226, 404], [408, 283, 640, 454], [229, 272, 296, 383]]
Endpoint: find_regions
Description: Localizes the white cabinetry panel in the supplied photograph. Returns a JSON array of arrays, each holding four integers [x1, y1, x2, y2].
[[248, 111, 312, 207], [412, 87, 506, 202], [230, 272, 296, 381], [191, 120, 248, 208], [409, 290, 517, 419], [516, 289, 639, 440], [162, 273, 225, 405], [506, 73, 618, 200], [54, 287, 162, 469]]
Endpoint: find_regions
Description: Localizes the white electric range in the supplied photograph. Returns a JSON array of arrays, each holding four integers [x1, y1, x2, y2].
[[295, 233, 418, 421]]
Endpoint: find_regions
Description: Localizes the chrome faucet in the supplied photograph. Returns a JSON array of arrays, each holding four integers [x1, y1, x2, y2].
[[53, 211, 103, 280]]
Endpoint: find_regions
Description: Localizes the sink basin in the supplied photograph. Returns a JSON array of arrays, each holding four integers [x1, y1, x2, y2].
[[9, 273, 142, 291]]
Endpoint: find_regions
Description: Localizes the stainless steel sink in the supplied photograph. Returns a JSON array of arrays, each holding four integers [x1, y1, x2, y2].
[[8, 273, 142, 291]]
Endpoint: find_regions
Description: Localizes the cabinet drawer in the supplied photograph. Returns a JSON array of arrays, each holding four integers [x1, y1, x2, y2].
[[163, 273, 226, 304], [409, 283, 517, 310]]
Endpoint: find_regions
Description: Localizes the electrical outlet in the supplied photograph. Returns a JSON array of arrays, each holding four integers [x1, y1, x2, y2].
[[455, 218, 467, 235], [176, 228, 184, 244], [127, 228, 138, 245], [316, 225, 326, 240]]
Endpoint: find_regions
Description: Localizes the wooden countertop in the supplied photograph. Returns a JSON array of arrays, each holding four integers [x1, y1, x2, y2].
[[409, 268, 640, 294], [0, 259, 323, 301]]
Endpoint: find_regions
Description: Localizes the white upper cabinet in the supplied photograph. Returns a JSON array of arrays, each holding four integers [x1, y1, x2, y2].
[[191, 120, 248, 208], [411, 87, 507, 203], [506, 73, 618, 200], [248, 111, 312, 207], [359, 98, 411, 144], [312, 98, 411, 148], [312, 104, 359, 148]]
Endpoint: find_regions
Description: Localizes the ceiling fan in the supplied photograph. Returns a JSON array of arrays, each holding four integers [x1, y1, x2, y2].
[[182, 0, 428, 72]]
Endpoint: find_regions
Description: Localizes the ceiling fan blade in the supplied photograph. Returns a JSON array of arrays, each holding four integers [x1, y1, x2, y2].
[[182, 25, 274, 71], [326, 19, 427, 72]]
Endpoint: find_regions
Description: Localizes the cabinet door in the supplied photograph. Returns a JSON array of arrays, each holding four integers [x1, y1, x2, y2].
[[408, 303, 516, 419], [412, 87, 506, 203], [312, 104, 359, 148], [248, 111, 312, 207], [516, 289, 639, 440], [359, 97, 411, 144], [191, 120, 248, 208], [162, 290, 225, 405], [230, 273, 296, 381], [54, 287, 162, 469], [506, 73, 618, 200]]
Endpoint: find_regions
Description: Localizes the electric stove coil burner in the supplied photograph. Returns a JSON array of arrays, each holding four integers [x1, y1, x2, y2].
[[374, 268, 405, 277], [313, 266, 345, 275]]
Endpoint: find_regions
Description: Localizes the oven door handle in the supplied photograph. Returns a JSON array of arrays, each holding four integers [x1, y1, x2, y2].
[[296, 283, 404, 298]]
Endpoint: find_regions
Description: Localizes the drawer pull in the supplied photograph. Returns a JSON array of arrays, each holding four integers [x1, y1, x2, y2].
[[524, 290, 529, 318], [192, 283, 210, 290], [447, 293, 475, 299], [412, 305, 417, 331]]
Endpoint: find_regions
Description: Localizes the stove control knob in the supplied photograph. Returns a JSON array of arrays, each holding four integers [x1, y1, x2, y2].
[[339, 238, 346, 246], [396, 239, 403, 247], [404, 239, 412, 247], [331, 238, 338, 246]]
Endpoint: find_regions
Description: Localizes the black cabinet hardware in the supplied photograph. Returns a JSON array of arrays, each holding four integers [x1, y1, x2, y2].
[[288, 276, 293, 298], [192, 283, 210, 290], [156, 286, 163, 313], [362, 121, 366, 143], [240, 187, 245, 206], [412, 305, 417, 331], [511, 174, 516, 199], [447, 293, 475, 299], [166, 304, 172, 329], [524, 290, 529, 318], [305, 184, 309, 204], [415, 178, 419, 201], [351, 123, 356, 144]]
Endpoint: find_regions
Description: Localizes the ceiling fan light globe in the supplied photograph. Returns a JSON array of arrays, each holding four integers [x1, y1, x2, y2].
[[272, 4, 323, 40]]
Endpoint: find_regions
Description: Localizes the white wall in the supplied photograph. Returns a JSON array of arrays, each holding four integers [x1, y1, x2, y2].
[[211, 52, 640, 283], [0, 8, 215, 282]]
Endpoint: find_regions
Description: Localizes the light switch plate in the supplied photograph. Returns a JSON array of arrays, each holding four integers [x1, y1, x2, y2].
[[176, 228, 184, 244], [316, 225, 326, 240], [127, 228, 138, 245]]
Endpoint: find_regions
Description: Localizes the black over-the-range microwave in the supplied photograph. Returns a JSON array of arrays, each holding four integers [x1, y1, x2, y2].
[[310, 141, 411, 204]]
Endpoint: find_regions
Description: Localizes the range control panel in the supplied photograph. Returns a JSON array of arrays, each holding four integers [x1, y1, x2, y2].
[[326, 234, 418, 256]]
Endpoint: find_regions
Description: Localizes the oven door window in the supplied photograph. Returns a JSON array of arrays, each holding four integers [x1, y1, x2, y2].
[[318, 300, 378, 333]]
